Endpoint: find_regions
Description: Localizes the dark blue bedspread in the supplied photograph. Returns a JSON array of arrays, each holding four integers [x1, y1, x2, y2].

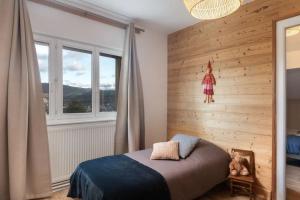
[[67, 155, 170, 200], [287, 135, 300, 155]]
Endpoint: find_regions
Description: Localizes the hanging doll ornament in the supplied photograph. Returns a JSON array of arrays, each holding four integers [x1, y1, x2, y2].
[[202, 60, 216, 103]]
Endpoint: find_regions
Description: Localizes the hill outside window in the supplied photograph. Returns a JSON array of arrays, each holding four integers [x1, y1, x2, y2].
[[34, 34, 122, 124]]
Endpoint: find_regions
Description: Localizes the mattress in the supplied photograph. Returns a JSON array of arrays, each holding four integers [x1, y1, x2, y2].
[[127, 140, 230, 200]]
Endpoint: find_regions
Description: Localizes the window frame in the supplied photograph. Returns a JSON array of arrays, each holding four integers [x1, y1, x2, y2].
[[98, 53, 122, 114], [34, 35, 56, 121], [34, 33, 122, 124], [58, 40, 95, 119]]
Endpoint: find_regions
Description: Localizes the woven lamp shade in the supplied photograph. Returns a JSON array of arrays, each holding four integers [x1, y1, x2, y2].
[[183, 0, 243, 20]]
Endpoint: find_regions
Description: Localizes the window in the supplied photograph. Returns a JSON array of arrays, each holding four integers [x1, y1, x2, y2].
[[99, 54, 121, 112], [63, 47, 92, 113], [34, 35, 122, 122], [35, 42, 50, 114]]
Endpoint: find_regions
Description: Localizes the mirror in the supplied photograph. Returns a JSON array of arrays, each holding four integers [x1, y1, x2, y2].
[[286, 24, 300, 198]]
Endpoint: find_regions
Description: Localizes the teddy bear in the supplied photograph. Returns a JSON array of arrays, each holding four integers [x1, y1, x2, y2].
[[229, 151, 250, 176]]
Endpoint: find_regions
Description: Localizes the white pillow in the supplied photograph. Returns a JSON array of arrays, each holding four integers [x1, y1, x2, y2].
[[150, 141, 180, 160]]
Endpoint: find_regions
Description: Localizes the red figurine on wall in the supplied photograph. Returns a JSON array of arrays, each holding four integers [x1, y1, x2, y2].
[[202, 60, 216, 103]]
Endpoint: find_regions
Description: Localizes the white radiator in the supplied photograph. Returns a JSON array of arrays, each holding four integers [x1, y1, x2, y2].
[[47, 121, 116, 190]]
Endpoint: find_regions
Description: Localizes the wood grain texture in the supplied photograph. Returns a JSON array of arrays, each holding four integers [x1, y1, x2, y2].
[[167, 0, 300, 199]]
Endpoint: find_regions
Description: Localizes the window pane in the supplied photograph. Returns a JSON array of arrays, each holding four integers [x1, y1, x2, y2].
[[99, 54, 120, 112], [35, 42, 49, 114], [63, 47, 92, 113]]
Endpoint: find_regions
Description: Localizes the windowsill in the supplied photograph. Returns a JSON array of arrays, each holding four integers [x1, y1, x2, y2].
[[47, 116, 116, 126]]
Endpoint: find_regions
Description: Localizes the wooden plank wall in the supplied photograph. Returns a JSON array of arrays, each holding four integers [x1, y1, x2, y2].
[[167, 0, 300, 199]]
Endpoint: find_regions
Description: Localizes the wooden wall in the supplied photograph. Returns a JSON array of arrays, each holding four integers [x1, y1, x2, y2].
[[167, 0, 300, 199]]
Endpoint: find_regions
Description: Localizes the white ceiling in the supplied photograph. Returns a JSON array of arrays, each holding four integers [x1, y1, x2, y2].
[[62, 0, 253, 34], [77, 0, 198, 34]]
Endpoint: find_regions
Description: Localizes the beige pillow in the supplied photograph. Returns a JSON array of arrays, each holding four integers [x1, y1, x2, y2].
[[150, 141, 180, 160]]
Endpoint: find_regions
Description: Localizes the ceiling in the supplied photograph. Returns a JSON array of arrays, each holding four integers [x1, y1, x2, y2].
[[62, 0, 253, 34]]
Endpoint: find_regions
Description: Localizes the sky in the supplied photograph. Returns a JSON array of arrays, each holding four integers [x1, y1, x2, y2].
[[36, 43, 49, 83], [63, 48, 92, 89], [99, 56, 116, 90], [35, 43, 116, 90]]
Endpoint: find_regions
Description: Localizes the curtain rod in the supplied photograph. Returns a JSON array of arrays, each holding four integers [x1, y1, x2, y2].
[[29, 0, 145, 33]]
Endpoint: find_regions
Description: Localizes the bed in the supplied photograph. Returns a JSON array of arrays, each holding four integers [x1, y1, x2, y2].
[[68, 139, 230, 200]]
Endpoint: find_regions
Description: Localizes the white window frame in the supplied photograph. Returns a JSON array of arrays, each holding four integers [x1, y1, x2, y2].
[[34, 35, 56, 121], [58, 40, 95, 120], [97, 51, 121, 118], [34, 33, 122, 125]]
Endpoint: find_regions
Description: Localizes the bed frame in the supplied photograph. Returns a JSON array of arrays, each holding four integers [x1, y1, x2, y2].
[[287, 154, 300, 160]]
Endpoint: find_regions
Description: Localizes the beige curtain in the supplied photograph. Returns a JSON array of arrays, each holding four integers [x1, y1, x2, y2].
[[115, 23, 145, 154], [0, 0, 52, 199]]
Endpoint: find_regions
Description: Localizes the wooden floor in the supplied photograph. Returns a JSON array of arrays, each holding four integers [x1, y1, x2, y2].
[[41, 184, 250, 200], [286, 164, 300, 200], [286, 164, 300, 193]]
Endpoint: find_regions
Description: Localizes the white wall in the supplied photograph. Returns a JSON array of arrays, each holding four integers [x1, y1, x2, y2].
[[135, 27, 167, 147], [286, 30, 300, 69], [287, 51, 300, 69], [27, 1, 167, 148]]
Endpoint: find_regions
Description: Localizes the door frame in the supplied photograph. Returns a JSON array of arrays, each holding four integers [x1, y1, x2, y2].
[[275, 14, 300, 200]]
